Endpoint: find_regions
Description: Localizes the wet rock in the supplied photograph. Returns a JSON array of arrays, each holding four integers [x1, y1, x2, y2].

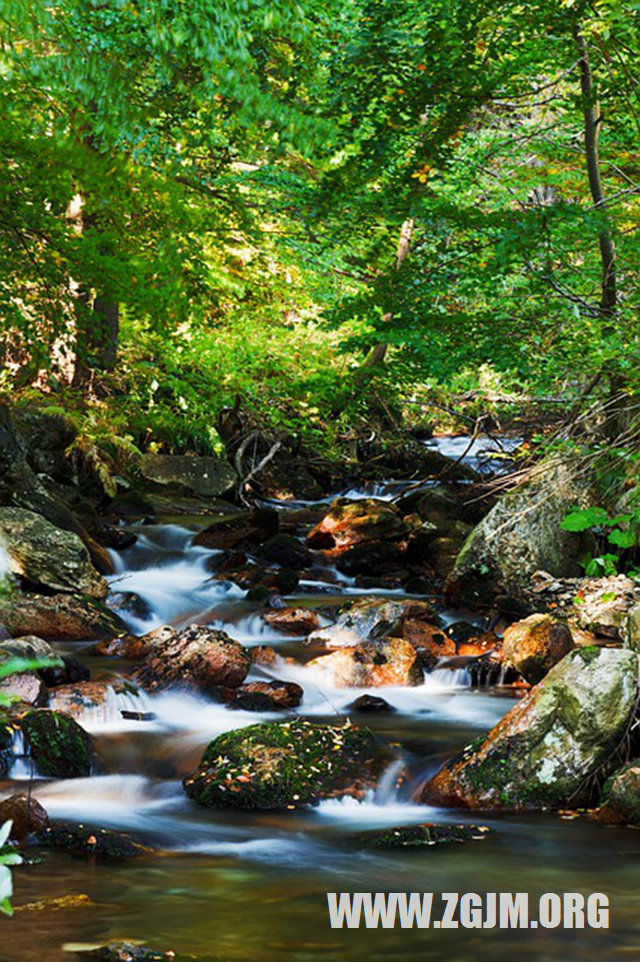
[[263, 607, 320, 636], [134, 624, 250, 695], [108, 592, 155, 624], [0, 670, 47, 706], [184, 718, 387, 810], [209, 552, 300, 596], [0, 594, 129, 641], [445, 462, 594, 607], [69, 941, 179, 960], [361, 822, 491, 848], [48, 682, 115, 722], [307, 498, 412, 557], [250, 645, 280, 667], [308, 637, 423, 688], [447, 621, 482, 645], [35, 823, 150, 858], [94, 524, 138, 551], [0, 508, 107, 598], [335, 540, 407, 577], [39, 655, 91, 688], [348, 694, 395, 714], [402, 622, 456, 671], [192, 508, 279, 550], [0, 793, 49, 841], [0, 635, 59, 662], [308, 597, 436, 648], [229, 680, 303, 711], [423, 647, 639, 811], [502, 613, 574, 684], [140, 453, 237, 498], [254, 533, 312, 570], [21, 709, 95, 778], [256, 454, 325, 502], [591, 762, 640, 825]]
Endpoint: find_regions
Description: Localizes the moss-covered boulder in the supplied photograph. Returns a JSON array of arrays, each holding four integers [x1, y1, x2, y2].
[[502, 613, 574, 684], [184, 718, 387, 810], [445, 462, 594, 607], [34, 822, 150, 858], [0, 507, 107, 598], [21, 709, 95, 778], [423, 647, 639, 811], [591, 762, 640, 825]]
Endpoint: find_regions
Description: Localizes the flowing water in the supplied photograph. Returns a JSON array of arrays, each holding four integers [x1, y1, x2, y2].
[[3, 437, 640, 961]]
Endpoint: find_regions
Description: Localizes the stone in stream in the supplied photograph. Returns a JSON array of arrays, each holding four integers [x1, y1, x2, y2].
[[228, 680, 303, 711], [348, 694, 395, 714], [307, 498, 411, 553], [67, 943, 173, 961], [34, 822, 151, 859], [0, 670, 47, 707], [0, 507, 107, 598], [308, 637, 423, 688], [591, 762, 640, 826], [254, 533, 313, 570], [192, 507, 279, 550], [445, 461, 595, 608], [263, 606, 320, 636], [502, 613, 574, 684], [307, 597, 436, 649], [184, 718, 388, 810], [48, 681, 122, 723], [423, 647, 639, 811], [139, 452, 237, 497], [38, 654, 91, 688], [0, 793, 49, 841], [134, 624, 250, 695], [21, 709, 96, 778], [0, 593, 129, 642], [360, 822, 491, 849]]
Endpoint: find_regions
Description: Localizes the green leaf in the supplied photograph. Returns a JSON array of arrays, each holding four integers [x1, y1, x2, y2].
[[560, 507, 611, 532]]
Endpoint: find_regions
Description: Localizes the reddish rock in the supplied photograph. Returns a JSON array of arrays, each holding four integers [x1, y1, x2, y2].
[[230, 680, 303, 711], [503, 613, 574, 684], [0, 594, 129, 642], [134, 624, 250, 695], [250, 645, 280, 667], [192, 509, 279, 550], [308, 637, 423, 688], [48, 681, 113, 722], [307, 498, 412, 553], [264, 607, 320, 636], [0, 794, 49, 841], [0, 670, 47, 706], [402, 621, 455, 670]]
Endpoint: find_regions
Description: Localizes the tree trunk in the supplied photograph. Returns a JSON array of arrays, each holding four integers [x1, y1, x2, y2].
[[360, 217, 414, 369]]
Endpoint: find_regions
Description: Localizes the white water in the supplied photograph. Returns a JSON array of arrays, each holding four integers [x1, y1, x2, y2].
[[422, 434, 522, 475]]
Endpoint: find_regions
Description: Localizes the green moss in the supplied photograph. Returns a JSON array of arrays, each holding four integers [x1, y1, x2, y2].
[[22, 709, 95, 778], [184, 718, 386, 810]]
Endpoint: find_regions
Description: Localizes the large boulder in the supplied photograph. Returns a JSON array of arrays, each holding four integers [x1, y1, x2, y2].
[[445, 462, 593, 607], [502, 613, 574, 684], [139, 453, 237, 498], [134, 624, 250, 695], [307, 498, 413, 560], [0, 594, 129, 641], [21, 708, 95, 778], [308, 638, 423, 688], [184, 718, 386, 810], [423, 647, 639, 811], [0, 508, 107, 598], [307, 597, 436, 648]]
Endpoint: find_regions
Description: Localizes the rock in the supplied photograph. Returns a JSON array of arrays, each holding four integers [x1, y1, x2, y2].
[[39, 655, 91, 688], [263, 607, 320, 636], [0, 793, 49, 841], [229, 680, 303, 711], [35, 823, 150, 859], [592, 763, 640, 825], [0, 635, 59, 661], [183, 718, 387, 810], [140, 453, 237, 498], [255, 454, 325, 502], [192, 508, 279, 550], [254, 533, 312, 569], [250, 645, 280, 667], [402, 622, 456, 670], [308, 637, 423, 688], [68, 940, 172, 960], [21, 709, 95, 778], [502, 614, 574, 684], [209, 552, 300, 595], [307, 597, 436, 648], [0, 671, 47, 706], [361, 823, 491, 848], [134, 624, 250, 695], [348, 694, 395, 714], [0, 594, 129, 641], [48, 682, 114, 722], [307, 498, 412, 555], [569, 576, 640, 638], [445, 462, 594, 607], [0, 508, 107, 598], [624, 601, 640, 652], [423, 647, 639, 811], [108, 591, 155, 624]]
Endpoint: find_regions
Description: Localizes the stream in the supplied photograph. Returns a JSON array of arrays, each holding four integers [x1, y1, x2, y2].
[[3, 436, 640, 961]]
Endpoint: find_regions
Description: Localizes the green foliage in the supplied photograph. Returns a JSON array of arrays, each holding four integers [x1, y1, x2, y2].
[[561, 504, 640, 578]]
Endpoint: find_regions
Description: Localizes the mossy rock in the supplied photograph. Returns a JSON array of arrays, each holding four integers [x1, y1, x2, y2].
[[22, 709, 95, 778], [592, 761, 640, 825], [361, 822, 491, 848], [423, 647, 639, 811], [34, 822, 150, 859], [184, 718, 387, 810]]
